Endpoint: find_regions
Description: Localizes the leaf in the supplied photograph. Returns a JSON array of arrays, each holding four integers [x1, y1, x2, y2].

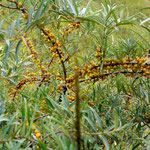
[[61, 9, 75, 17], [77, 16, 104, 27], [112, 11, 118, 23], [15, 39, 22, 62], [140, 25, 150, 32], [140, 7, 150, 10], [117, 123, 131, 131], [21, 104, 25, 122], [89, 107, 103, 130], [140, 18, 150, 25], [116, 78, 121, 93], [66, 0, 77, 16], [60, 0, 67, 9], [9, 20, 16, 38], [41, 0, 51, 16], [84, 116, 97, 131], [72, 0, 78, 16], [62, 92, 69, 107], [132, 30, 150, 47], [26, 16, 47, 32], [45, 126, 66, 150], [4, 39, 13, 65], [27, 104, 31, 125], [37, 139, 47, 150], [113, 109, 119, 129], [45, 98, 54, 109], [34, 0, 45, 20], [6, 68, 12, 77], [0, 19, 4, 32], [0, 116, 9, 123], [100, 61, 104, 72], [104, 0, 109, 12], [69, 100, 76, 108], [84, 0, 93, 15], [28, 5, 34, 23], [0, 33, 4, 40], [16, 15, 21, 32], [99, 135, 109, 150]]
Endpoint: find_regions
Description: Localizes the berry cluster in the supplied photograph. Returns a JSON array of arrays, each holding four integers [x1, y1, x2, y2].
[[3, 0, 150, 106]]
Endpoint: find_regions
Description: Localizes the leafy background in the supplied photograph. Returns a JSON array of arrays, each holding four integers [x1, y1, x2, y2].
[[0, 0, 150, 150]]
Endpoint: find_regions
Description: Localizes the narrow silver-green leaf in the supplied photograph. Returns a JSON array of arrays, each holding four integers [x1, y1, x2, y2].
[[113, 109, 119, 129], [0, 19, 4, 32], [9, 20, 16, 38], [84, 116, 97, 131], [89, 107, 103, 129], [41, 0, 51, 17], [84, 0, 93, 15], [72, 0, 78, 16], [62, 92, 69, 107], [16, 15, 21, 32], [34, 0, 45, 20], [66, 0, 76, 16], [45, 126, 66, 150], [29, 5, 34, 23], [140, 18, 150, 25], [15, 39, 22, 62], [4, 40, 10, 65], [99, 135, 109, 150], [0, 117, 9, 123]]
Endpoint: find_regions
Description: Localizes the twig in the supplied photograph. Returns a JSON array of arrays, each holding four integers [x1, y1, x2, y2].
[[82, 128, 120, 136], [48, 57, 54, 68], [55, 130, 73, 141], [56, 49, 67, 80], [41, 134, 55, 141], [0, 3, 17, 9], [33, 114, 49, 122], [12, 78, 51, 99]]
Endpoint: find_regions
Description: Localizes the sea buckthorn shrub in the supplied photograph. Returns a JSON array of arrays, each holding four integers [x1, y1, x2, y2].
[[0, 0, 150, 150]]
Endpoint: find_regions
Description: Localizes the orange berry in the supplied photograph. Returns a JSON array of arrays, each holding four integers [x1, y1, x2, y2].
[[74, 66, 78, 70], [51, 89, 54, 93], [42, 99, 46, 102], [36, 132, 41, 138], [89, 102, 94, 107], [143, 68, 146, 72], [35, 129, 39, 134], [143, 57, 148, 62], [37, 145, 40, 150], [59, 87, 63, 91], [127, 117, 132, 121], [18, 2, 22, 7], [24, 13, 29, 19], [26, 70, 29, 75], [26, 121, 29, 126], [31, 124, 36, 129], [134, 88, 138, 91]]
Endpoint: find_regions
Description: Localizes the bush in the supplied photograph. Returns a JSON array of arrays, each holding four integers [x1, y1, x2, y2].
[[0, 0, 150, 149]]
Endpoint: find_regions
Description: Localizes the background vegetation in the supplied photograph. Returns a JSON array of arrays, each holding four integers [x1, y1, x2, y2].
[[0, 0, 150, 150]]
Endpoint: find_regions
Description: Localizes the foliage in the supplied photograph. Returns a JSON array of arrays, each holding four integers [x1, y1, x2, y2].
[[0, 0, 150, 150]]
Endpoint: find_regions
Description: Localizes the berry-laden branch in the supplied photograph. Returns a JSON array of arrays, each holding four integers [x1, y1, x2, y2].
[[9, 22, 81, 99], [9, 21, 150, 102], [9, 77, 51, 99], [1, 0, 79, 99]]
